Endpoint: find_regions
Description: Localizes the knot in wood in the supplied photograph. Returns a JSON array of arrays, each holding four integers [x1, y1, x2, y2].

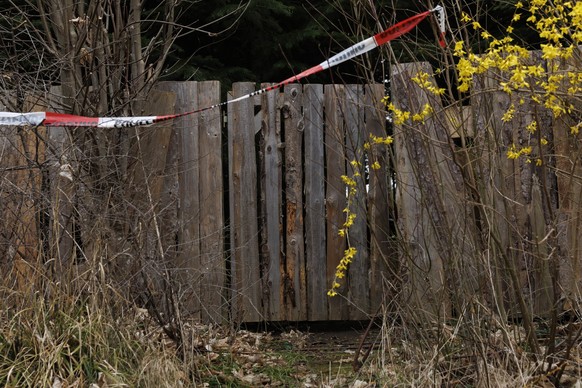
[[290, 88, 298, 98], [282, 103, 291, 119], [297, 119, 304, 132]]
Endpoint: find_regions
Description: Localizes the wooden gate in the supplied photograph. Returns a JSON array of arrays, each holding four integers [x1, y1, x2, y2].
[[226, 83, 391, 322]]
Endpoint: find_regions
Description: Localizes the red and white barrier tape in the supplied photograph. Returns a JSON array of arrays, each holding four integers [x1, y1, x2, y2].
[[0, 6, 445, 128]]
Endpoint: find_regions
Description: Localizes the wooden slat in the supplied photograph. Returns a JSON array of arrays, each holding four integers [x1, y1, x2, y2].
[[324, 84, 349, 320], [228, 82, 262, 322], [304, 84, 327, 321], [344, 84, 369, 320], [130, 90, 176, 315], [364, 84, 392, 312], [519, 51, 554, 317], [283, 84, 306, 321], [393, 63, 451, 321], [132, 91, 176, 202], [157, 86, 181, 283], [158, 81, 200, 319], [472, 60, 545, 321], [471, 72, 511, 320], [261, 83, 283, 321], [23, 93, 63, 274], [553, 47, 582, 312], [198, 80, 224, 323], [529, 176, 553, 315], [39, 86, 73, 277], [2, 94, 46, 292]]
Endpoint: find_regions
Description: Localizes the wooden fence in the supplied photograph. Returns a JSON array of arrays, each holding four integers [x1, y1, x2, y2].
[[392, 53, 582, 321], [2, 50, 581, 323], [0, 81, 392, 323]]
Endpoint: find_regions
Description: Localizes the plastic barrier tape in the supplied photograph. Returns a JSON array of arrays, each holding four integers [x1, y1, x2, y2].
[[0, 6, 445, 128]]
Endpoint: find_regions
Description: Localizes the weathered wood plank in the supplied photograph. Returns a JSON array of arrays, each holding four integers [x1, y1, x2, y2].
[[304, 84, 327, 321], [157, 81, 201, 319], [364, 84, 392, 313], [228, 82, 262, 322], [131, 90, 176, 203], [324, 84, 349, 320], [42, 87, 75, 277], [2, 94, 46, 292], [472, 54, 551, 322], [157, 86, 181, 289], [517, 51, 554, 318], [129, 90, 176, 316], [529, 176, 553, 316], [471, 71, 511, 320], [393, 63, 451, 322], [344, 84, 369, 320], [20, 92, 65, 278], [553, 47, 582, 313], [261, 83, 283, 321], [198, 80, 224, 323], [283, 84, 306, 321]]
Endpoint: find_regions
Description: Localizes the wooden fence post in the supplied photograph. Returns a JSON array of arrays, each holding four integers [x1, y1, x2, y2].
[[128, 89, 176, 316], [1, 94, 46, 293]]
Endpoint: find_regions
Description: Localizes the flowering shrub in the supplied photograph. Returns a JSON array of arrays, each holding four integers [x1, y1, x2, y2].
[[456, 0, 581, 162], [328, 134, 392, 297], [328, 0, 582, 297]]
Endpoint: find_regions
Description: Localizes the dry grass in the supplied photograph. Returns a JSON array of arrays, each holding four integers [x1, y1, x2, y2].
[[357, 302, 582, 387], [2, 267, 581, 388], [0, 276, 190, 387]]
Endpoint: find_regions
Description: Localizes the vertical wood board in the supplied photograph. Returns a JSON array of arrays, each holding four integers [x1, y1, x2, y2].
[[364, 84, 392, 312], [393, 62, 449, 321], [261, 83, 283, 321], [553, 48, 582, 311], [198, 80, 225, 323], [283, 84, 306, 321], [324, 84, 349, 320], [228, 82, 262, 322], [344, 84, 369, 320], [304, 84, 327, 321], [158, 81, 201, 319]]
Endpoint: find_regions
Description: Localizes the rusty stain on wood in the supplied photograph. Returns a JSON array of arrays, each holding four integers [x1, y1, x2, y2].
[[284, 84, 306, 321], [260, 83, 283, 321]]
